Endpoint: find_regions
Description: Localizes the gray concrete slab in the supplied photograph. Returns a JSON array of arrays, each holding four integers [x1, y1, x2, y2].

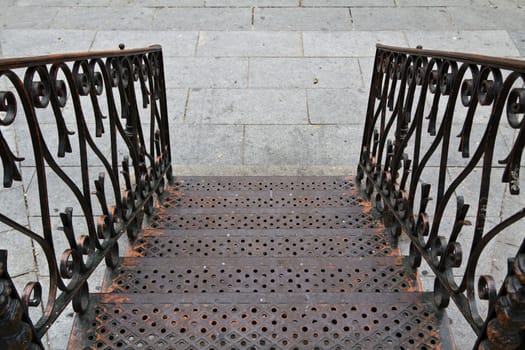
[[0, 185, 29, 232], [0, 30, 95, 57], [197, 31, 302, 57], [254, 7, 353, 31], [164, 57, 249, 88], [132, 0, 205, 6], [0, 231, 35, 276], [249, 58, 362, 88], [0, 6, 58, 29], [303, 30, 407, 57], [52, 7, 156, 30], [24, 166, 114, 218], [302, 0, 395, 6], [396, 0, 490, 5], [448, 6, 525, 30], [171, 125, 244, 165], [16, 0, 112, 5], [92, 31, 198, 57], [352, 7, 454, 30], [405, 30, 520, 56], [244, 124, 361, 165], [14, 124, 112, 168], [509, 31, 525, 55], [205, 0, 299, 6], [153, 7, 252, 30], [307, 88, 369, 124], [166, 88, 189, 124], [186, 88, 307, 124]]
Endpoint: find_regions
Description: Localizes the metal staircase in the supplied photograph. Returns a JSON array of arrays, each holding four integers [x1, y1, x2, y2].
[[1, 44, 524, 349], [68, 176, 453, 349]]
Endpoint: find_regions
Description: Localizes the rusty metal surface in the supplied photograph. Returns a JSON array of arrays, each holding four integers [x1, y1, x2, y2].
[[103, 256, 417, 294], [171, 176, 355, 192], [69, 175, 454, 348], [149, 209, 378, 231], [70, 292, 452, 349], [129, 229, 397, 258]]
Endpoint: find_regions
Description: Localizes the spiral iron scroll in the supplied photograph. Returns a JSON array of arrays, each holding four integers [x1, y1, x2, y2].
[[357, 45, 525, 348], [0, 45, 171, 348]]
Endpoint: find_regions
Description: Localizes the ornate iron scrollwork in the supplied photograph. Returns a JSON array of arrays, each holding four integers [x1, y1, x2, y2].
[[0, 45, 171, 347], [357, 44, 525, 348]]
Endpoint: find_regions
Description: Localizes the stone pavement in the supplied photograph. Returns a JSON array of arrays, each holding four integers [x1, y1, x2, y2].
[[1, 0, 525, 348]]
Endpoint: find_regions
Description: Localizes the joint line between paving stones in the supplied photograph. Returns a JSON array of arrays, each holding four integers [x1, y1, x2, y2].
[[88, 31, 98, 52], [251, 7, 255, 27], [401, 31, 411, 49], [357, 59, 365, 88], [194, 31, 200, 57], [305, 89, 312, 125], [241, 125, 246, 165], [183, 88, 190, 123]]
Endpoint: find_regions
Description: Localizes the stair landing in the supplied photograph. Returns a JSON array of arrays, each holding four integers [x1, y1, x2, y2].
[[68, 176, 454, 349]]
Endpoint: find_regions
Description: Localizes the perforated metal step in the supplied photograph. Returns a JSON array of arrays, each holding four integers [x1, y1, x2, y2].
[[69, 293, 453, 350], [128, 229, 397, 259], [102, 257, 417, 294], [69, 176, 453, 349]]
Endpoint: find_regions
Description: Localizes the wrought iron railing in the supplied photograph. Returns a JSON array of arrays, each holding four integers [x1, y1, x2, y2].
[[357, 44, 525, 349], [0, 45, 171, 348]]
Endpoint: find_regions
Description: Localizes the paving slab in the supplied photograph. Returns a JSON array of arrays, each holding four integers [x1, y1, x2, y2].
[[307, 88, 369, 124], [244, 124, 361, 165], [302, 0, 394, 6], [16, 0, 112, 5], [489, 0, 523, 8], [186, 88, 307, 124], [0, 230, 35, 276], [509, 31, 525, 55], [132, 0, 205, 6], [0, 29, 95, 57], [205, 0, 299, 6], [24, 166, 115, 218], [166, 88, 189, 124], [14, 123, 113, 168], [352, 7, 454, 30], [448, 6, 525, 30], [52, 7, 156, 30], [197, 31, 302, 57], [358, 57, 375, 86], [396, 0, 490, 5], [0, 6, 58, 29], [249, 57, 362, 88], [171, 124, 244, 165], [0, 185, 29, 232], [153, 7, 252, 30], [92, 31, 198, 57], [303, 30, 407, 56], [254, 7, 352, 31], [405, 30, 520, 56], [164, 57, 249, 88]]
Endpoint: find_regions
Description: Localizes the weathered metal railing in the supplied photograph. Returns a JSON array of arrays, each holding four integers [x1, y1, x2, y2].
[[0, 45, 171, 348], [357, 44, 525, 349]]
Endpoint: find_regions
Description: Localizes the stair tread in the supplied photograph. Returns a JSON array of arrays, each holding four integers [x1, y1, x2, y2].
[[171, 175, 355, 192], [130, 228, 398, 258], [69, 292, 452, 349], [68, 176, 454, 349], [149, 209, 379, 230], [102, 256, 418, 294]]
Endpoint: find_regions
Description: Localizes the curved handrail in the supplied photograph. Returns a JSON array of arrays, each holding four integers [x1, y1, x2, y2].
[[0, 45, 171, 348], [357, 44, 525, 349]]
